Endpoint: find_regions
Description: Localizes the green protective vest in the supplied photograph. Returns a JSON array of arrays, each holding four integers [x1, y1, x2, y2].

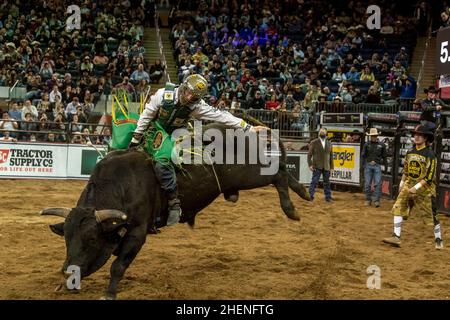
[[145, 83, 191, 165], [155, 83, 192, 134]]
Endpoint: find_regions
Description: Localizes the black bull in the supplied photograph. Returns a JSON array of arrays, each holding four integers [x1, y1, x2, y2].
[[42, 126, 310, 299]]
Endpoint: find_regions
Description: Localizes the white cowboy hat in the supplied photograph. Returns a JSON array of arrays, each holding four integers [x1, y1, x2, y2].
[[366, 128, 380, 136]]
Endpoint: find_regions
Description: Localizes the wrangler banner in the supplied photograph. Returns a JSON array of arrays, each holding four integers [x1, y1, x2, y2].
[[330, 143, 361, 186]]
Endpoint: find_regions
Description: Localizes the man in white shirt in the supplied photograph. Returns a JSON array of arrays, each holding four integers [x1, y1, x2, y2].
[[49, 85, 62, 103], [21, 100, 39, 121]]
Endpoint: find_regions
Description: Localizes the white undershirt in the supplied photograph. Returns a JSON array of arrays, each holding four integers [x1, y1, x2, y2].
[[320, 137, 326, 149]]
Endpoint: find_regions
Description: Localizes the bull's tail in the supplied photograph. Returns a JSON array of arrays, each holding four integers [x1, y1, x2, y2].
[[288, 173, 310, 201]]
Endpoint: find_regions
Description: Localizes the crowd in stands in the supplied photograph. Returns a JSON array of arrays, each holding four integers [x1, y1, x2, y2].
[[169, 0, 450, 121], [0, 0, 166, 142], [2, 0, 450, 143]]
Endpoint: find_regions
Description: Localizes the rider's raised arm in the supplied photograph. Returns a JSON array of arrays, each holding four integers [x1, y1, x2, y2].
[[135, 88, 164, 135], [191, 99, 253, 132]]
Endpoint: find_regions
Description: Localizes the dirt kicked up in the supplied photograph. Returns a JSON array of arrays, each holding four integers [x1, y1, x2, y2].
[[0, 179, 449, 300]]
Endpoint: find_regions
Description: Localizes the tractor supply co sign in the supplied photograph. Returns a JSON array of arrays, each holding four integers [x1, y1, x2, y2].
[[0, 143, 67, 178], [331, 143, 361, 186], [0, 142, 106, 179]]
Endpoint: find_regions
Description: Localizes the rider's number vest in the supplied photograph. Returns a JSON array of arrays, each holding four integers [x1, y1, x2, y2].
[[155, 83, 192, 134]]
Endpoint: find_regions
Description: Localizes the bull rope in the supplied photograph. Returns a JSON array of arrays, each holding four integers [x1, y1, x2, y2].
[[178, 147, 222, 193]]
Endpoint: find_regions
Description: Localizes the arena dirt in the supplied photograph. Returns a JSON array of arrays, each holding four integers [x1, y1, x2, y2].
[[0, 180, 449, 300]]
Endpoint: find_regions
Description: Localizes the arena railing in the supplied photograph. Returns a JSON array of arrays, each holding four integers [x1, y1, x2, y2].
[[0, 120, 111, 145]]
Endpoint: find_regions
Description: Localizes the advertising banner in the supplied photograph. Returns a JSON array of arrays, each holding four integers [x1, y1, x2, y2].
[[330, 143, 361, 186], [0, 143, 67, 178], [66, 144, 107, 179], [286, 151, 311, 185], [0, 142, 107, 179]]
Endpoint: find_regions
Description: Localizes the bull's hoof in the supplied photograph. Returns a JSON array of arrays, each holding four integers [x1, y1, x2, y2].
[[100, 293, 116, 300], [149, 226, 161, 234], [287, 211, 300, 221], [300, 188, 311, 201], [226, 194, 239, 203]]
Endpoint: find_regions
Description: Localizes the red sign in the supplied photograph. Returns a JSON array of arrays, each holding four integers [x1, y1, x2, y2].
[[0, 149, 10, 164], [381, 179, 390, 195], [444, 191, 450, 209]]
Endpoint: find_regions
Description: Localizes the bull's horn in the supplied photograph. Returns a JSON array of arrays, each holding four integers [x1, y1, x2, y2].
[[95, 210, 127, 223], [40, 207, 72, 218]]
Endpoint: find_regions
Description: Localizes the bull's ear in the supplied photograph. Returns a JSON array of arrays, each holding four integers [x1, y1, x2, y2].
[[49, 223, 65, 236]]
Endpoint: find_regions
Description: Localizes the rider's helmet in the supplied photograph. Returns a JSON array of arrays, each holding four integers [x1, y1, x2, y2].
[[179, 74, 208, 104]]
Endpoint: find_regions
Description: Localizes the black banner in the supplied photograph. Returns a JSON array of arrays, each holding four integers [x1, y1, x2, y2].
[[436, 26, 450, 75], [321, 113, 363, 125], [366, 113, 398, 124], [397, 111, 421, 124]]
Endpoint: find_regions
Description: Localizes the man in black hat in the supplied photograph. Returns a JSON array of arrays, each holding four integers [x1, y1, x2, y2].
[[383, 125, 443, 249], [420, 86, 447, 130]]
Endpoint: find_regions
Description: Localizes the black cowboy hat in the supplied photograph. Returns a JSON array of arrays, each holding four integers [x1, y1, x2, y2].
[[423, 86, 440, 94], [412, 125, 434, 143]]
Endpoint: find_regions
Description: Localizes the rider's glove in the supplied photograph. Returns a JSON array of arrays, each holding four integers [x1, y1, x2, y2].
[[128, 133, 143, 149]]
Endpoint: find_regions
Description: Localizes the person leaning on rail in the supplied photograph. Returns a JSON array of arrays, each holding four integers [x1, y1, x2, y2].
[[420, 86, 448, 130]]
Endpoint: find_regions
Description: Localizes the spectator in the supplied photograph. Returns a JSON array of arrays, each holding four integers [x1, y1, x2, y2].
[[65, 96, 81, 120], [39, 61, 53, 80], [49, 85, 62, 104], [366, 86, 382, 103], [19, 112, 38, 141], [399, 75, 417, 99], [8, 102, 22, 121], [130, 63, 150, 83], [37, 92, 51, 115], [247, 90, 266, 110], [115, 76, 135, 94], [420, 86, 448, 130], [71, 131, 85, 144], [360, 65, 375, 82], [0, 131, 17, 142], [265, 92, 280, 110], [21, 100, 38, 121], [442, 10, 450, 28], [308, 127, 334, 202], [394, 47, 409, 69], [346, 66, 360, 81], [81, 56, 94, 73], [362, 128, 387, 207], [0, 113, 19, 137], [415, 2, 431, 36], [101, 127, 112, 145], [92, 51, 109, 66], [69, 114, 84, 134], [332, 66, 347, 82], [76, 105, 89, 124], [391, 60, 406, 78], [149, 60, 165, 83]]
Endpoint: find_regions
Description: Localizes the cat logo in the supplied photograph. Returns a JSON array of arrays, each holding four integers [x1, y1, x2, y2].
[[164, 91, 174, 100], [153, 131, 163, 149], [196, 82, 206, 91], [408, 160, 423, 179]]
